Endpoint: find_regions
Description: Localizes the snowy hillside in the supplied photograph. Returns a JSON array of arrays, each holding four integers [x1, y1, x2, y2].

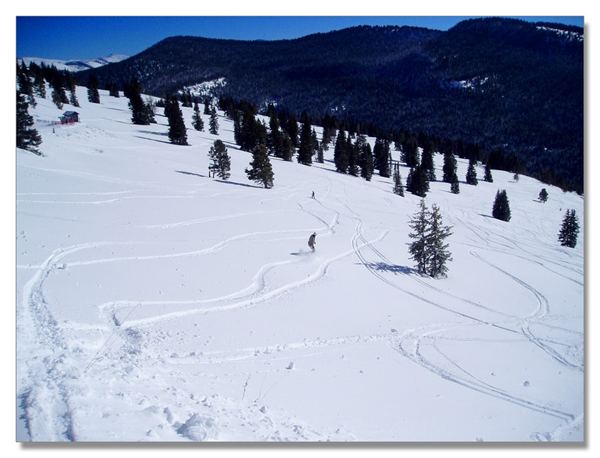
[[16, 86, 584, 442], [18, 54, 129, 72]]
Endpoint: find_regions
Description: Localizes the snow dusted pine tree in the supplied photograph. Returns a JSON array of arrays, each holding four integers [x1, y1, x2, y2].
[[408, 200, 453, 278], [407, 199, 430, 275], [425, 203, 453, 278]]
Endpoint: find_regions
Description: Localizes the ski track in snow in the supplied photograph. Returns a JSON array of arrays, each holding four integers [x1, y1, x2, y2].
[[17, 89, 584, 442], [343, 200, 582, 430]]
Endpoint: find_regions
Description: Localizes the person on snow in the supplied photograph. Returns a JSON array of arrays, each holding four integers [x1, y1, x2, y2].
[[308, 232, 317, 252]]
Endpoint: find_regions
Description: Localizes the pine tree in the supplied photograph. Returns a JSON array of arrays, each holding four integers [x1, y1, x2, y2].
[[245, 144, 274, 188], [208, 139, 231, 180], [16, 91, 42, 154], [484, 161, 494, 182], [166, 97, 188, 145], [347, 135, 359, 176], [373, 137, 391, 177], [297, 116, 314, 165], [403, 136, 420, 168], [406, 165, 429, 197], [466, 158, 478, 185], [538, 188, 549, 203], [407, 199, 430, 275], [492, 189, 511, 222], [558, 209, 580, 248], [334, 130, 349, 173], [421, 143, 436, 181], [209, 107, 219, 135], [442, 151, 457, 183], [191, 102, 204, 131], [407, 200, 452, 278], [87, 74, 100, 103], [425, 204, 453, 278], [450, 174, 460, 194], [267, 112, 284, 158], [357, 137, 374, 181], [17, 62, 35, 105], [282, 132, 295, 161], [33, 73, 46, 99], [393, 164, 404, 197]]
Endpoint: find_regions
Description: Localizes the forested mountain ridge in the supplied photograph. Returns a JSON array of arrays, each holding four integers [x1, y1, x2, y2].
[[75, 18, 584, 192]]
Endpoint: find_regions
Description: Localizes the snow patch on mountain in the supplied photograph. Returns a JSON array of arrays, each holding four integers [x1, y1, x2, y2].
[[19, 54, 129, 72]]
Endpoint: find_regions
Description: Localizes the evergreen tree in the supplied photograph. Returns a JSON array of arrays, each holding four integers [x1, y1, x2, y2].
[[16, 91, 42, 154], [286, 115, 299, 147], [421, 142, 436, 181], [49, 72, 67, 109], [558, 209, 580, 248], [245, 143, 274, 188], [209, 107, 219, 135], [538, 188, 549, 203], [450, 174, 460, 194], [87, 74, 100, 104], [334, 130, 349, 173], [373, 137, 391, 177], [406, 165, 429, 197], [166, 96, 188, 145], [484, 161, 494, 182], [407, 199, 430, 275], [492, 189, 511, 222], [297, 116, 314, 165], [403, 136, 420, 168], [356, 135, 373, 181], [347, 135, 359, 176], [208, 139, 231, 180], [442, 151, 457, 183], [192, 102, 204, 131], [281, 132, 295, 162], [108, 81, 120, 97], [393, 164, 404, 197], [267, 112, 284, 158], [407, 200, 453, 278], [425, 203, 453, 278], [466, 158, 478, 185], [17, 62, 35, 105], [33, 72, 46, 99], [128, 87, 150, 125]]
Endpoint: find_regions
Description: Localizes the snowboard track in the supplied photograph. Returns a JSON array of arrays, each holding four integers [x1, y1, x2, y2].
[[346, 205, 580, 426]]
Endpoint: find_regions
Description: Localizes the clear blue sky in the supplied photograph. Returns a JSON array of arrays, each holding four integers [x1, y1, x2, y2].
[[16, 16, 584, 61]]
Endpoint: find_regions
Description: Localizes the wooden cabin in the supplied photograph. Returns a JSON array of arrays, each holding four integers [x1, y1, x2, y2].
[[60, 111, 79, 124]]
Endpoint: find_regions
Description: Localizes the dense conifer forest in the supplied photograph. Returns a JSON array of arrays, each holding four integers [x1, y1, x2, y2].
[[69, 18, 583, 193]]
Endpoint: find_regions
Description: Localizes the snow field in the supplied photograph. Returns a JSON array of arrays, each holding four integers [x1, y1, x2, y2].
[[16, 85, 584, 442]]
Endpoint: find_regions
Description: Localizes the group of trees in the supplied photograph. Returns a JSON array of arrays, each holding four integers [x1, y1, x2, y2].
[[16, 60, 582, 259], [407, 199, 453, 278]]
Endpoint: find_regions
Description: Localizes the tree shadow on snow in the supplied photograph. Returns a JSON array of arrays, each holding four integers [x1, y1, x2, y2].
[[358, 261, 417, 275], [176, 170, 206, 178]]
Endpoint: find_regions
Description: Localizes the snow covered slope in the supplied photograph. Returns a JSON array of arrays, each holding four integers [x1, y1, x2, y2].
[[19, 54, 129, 72], [16, 86, 584, 442]]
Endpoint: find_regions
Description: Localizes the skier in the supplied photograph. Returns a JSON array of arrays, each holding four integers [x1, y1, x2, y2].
[[308, 232, 317, 252]]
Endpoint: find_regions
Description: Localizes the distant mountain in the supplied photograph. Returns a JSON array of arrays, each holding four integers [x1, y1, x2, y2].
[[19, 54, 129, 72], [74, 18, 583, 192]]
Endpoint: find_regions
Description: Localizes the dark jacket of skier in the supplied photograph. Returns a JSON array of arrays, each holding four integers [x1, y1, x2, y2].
[[308, 232, 317, 251]]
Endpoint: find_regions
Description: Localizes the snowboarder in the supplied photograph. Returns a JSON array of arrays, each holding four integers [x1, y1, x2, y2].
[[308, 232, 317, 252]]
